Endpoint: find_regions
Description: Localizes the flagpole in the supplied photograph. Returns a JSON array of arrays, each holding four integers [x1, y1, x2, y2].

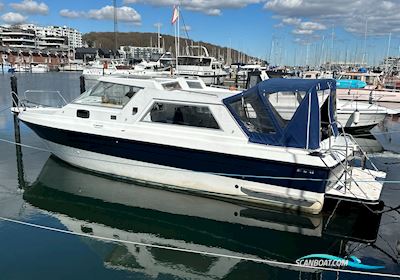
[[177, 6, 180, 74], [175, 22, 178, 74], [172, 5, 179, 75]]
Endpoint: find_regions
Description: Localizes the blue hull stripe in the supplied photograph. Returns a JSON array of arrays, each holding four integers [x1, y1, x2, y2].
[[23, 121, 331, 193]]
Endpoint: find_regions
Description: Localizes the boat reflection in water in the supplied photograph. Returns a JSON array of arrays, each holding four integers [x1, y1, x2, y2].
[[23, 156, 384, 279]]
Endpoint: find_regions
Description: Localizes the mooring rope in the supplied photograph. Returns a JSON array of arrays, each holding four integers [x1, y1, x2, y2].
[[0, 216, 399, 278]]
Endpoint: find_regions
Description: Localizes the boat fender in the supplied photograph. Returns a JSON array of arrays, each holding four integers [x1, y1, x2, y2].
[[353, 110, 360, 124]]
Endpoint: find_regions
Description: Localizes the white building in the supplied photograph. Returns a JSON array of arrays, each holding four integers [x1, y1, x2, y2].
[[0, 26, 36, 49], [19, 24, 82, 49]]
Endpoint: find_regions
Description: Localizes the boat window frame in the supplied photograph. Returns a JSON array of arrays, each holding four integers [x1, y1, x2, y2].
[[141, 100, 223, 131], [72, 81, 143, 109]]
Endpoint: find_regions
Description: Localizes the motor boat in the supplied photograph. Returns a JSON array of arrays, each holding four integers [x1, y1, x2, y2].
[[1, 60, 14, 73], [336, 72, 400, 109], [336, 99, 397, 132], [11, 77, 385, 214], [30, 63, 49, 73], [302, 71, 334, 79], [177, 46, 228, 85], [82, 59, 134, 80], [271, 94, 395, 132], [13, 64, 30, 73]]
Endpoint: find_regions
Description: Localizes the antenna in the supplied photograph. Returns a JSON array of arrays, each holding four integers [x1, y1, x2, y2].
[[113, 0, 118, 51]]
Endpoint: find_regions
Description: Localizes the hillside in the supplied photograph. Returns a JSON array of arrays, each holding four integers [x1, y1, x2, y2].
[[82, 32, 264, 64]]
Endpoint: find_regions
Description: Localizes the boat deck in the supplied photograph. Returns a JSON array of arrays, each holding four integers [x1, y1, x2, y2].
[[325, 167, 385, 204]]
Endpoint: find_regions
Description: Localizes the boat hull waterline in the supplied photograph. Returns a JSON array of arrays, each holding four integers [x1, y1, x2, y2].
[[21, 121, 334, 214]]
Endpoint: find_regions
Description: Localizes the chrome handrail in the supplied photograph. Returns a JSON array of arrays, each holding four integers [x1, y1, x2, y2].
[[10, 91, 26, 113], [22, 90, 68, 108]]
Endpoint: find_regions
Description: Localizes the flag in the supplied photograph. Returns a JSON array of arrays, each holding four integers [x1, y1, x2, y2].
[[171, 5, 179, 25]]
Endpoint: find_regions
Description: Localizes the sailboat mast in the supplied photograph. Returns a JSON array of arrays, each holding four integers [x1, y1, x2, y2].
[[113, 0, 118, 51]]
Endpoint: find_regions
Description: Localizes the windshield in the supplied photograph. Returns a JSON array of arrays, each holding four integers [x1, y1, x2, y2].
[[74, 82, 142, 108]]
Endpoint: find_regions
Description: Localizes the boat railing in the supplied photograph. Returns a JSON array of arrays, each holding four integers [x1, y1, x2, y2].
[[327, 120, 381, 194], [21, 90, 68, 109]]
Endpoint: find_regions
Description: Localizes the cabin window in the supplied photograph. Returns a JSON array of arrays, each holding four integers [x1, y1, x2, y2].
[[162, 82, 182, 91], [143, 102, 220, 129], [178, 57, 212, 67], [186, 81, 203, 89], [74, 81, 142, 108], [229, 94, 276, 134]]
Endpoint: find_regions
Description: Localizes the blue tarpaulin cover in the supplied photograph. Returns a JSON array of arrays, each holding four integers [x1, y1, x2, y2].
[[223, 78, 338, 150]]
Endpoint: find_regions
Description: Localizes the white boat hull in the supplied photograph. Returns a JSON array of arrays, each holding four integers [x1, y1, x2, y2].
[[336, 111, 387, 129], [43, 140, 325, 214]]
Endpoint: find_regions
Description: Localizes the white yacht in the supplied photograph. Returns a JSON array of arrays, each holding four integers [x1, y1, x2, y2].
[[30, 63, 49, 73], [177, 46, 228, 85], [82, 59, 134, 80], [12, 77, 385, 214], [336, 100, 396, 132], [336, 71, 400, 108], [237, 64, 269, 81]]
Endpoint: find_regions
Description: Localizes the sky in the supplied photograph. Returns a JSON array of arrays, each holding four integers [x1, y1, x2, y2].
[[0, 0, 400, 66]]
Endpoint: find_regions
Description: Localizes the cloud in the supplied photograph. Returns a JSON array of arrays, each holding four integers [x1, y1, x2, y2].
[[265, 0, 400, 35], [1, 12, 27, 24], [123, 0, 264, 16], [10, 0, 48, 15], [59, 9, 84, 19], [59, 6, 142, 24], [88, 6, 141, 23], [282, 17, 301, 25], [279, 16, 326, 37], [0, 3, 4, 11], [181, 25, 191, 32], [292, 29, 313, 35]]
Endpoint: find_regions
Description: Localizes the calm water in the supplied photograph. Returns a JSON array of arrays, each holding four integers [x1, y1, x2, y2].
[[0, 72, 399, 279]]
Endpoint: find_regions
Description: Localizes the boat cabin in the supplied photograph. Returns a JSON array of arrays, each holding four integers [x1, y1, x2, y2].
[[337, 72, 382, 88], [72, 77, 338, 151]]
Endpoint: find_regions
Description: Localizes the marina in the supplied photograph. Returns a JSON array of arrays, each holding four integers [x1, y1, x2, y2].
[[1, 70, 400, 279], [1, 1, 400, 279]]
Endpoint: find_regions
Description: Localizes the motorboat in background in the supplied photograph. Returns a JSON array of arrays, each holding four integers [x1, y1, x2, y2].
[[302, 70, 334, 79], [336, 99, 397, 133], [1, 59, 14, 73], [60, 60, 84, 72], [12, 77, 385, 214], [336, 72, 382, 89], [82, 59, 134, 80], [236, 64, 269, 81], [13, 64, 30, 73], [30, 63, 49, 73], [336, 71, 400, 109], [176, 46, 228, 85]]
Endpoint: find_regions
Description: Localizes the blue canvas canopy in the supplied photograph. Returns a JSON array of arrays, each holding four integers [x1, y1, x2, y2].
[[223, 78, 338, 150]]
